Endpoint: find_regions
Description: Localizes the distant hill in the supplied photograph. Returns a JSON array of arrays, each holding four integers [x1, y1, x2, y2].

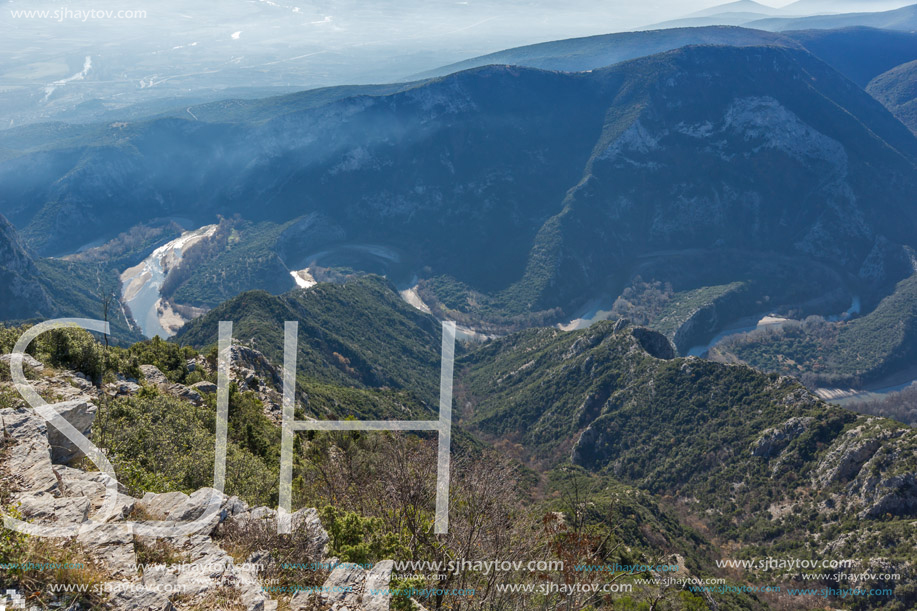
[[495, 45, 917, 327], [785, 27, 917, 86], [711, 271, 917, 387], [783, 0, 915, 14], [456, 318, 917, 600], [686, 0, 788, 18], [414, 26, 917, 92], [646, 1, 917, 29], [412, 26, 796, 79], [645, 12, 787, 30], [643, 0, 790, 30], [868, 59, 917, 134], [0, 213, 143, 342], [747, 3, 917, 31]]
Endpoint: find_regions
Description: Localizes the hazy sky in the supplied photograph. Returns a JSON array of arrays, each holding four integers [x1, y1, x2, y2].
[[2, 0, 792, 52], [5, 0, 760, 102]]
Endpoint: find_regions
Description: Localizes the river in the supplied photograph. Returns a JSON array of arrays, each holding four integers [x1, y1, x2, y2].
[[120, 225, 217, 338]]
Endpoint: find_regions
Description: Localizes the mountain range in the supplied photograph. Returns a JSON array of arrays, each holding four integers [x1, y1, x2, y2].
[[646, 1, 917, 30], [416, 26, 917, 88], [0, 20, 914, 396], [5, 41, 916, 347], [748, 3, 917, 31]]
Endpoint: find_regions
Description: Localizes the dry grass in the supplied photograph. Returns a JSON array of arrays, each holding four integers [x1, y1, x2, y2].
[[7, 536, 111, 610], [215, 514, 328, 592], [133, 538, 189, 570], [172, 585, 249, 611]]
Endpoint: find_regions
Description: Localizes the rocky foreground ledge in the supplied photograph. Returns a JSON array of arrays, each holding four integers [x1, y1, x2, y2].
[[0, 355, 398, 611]]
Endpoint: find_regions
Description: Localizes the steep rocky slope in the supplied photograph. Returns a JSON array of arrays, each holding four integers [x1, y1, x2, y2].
[[0, 214, 52, 321], [0, 346, 396, 611]]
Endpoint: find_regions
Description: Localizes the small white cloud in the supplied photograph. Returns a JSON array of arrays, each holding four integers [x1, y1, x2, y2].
[[310, 15, 332, 24], [231, 31, 242, 39]]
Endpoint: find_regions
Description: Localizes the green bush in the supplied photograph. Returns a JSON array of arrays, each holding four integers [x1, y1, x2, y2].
[[33, 327, 107, 383], [319, 505, 407, 565], [92, 386, 280, 505]]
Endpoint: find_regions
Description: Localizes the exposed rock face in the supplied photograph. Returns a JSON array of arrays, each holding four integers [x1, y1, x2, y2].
[[0, 403, 319, 611], [814, 422, 889, 486], [811, 419, 917, 519], [229, 344, 304, 423], [136, 531, 277, 611], [563, 331, 606, 360], [0, 366, 360, 611], [363, 560, 395, 611], [18, 493, 91, 525], [30, 369, 98, 404], [290, 507, 331, 561], [191, 380, 217, 394], [139, 345, 294, 423], [78, 523, 138, 577], [0, 352, 44, 372], [230, 345, 284, 391], [46, 399, 98, 464], [751, 416, 814, 458], [107, 585, 175, 611], [140, 364, 204, 406], [56, 466, 136, 522], [290, 560, 394, 611], [1, 407, 59, 495], [323, 562, 367, 608]]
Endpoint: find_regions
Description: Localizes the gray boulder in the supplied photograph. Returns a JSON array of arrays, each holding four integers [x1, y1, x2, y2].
[[137, 488, 225, 534], [77, 523, 138, 576], [106, 583, 174, 611], [363, 560, 395, 611], [46, 399, 98, 464], [105, 379, 142, 397], [139, 365, 203, 406], [191, 380, 217, 394], [321, 562, 367, 609], [18, 493, 90, 526], [0, 407, 58, 495], [55, 466, 136, 522], [290, 507, 330, 560], [0, 352, 44, 372]]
